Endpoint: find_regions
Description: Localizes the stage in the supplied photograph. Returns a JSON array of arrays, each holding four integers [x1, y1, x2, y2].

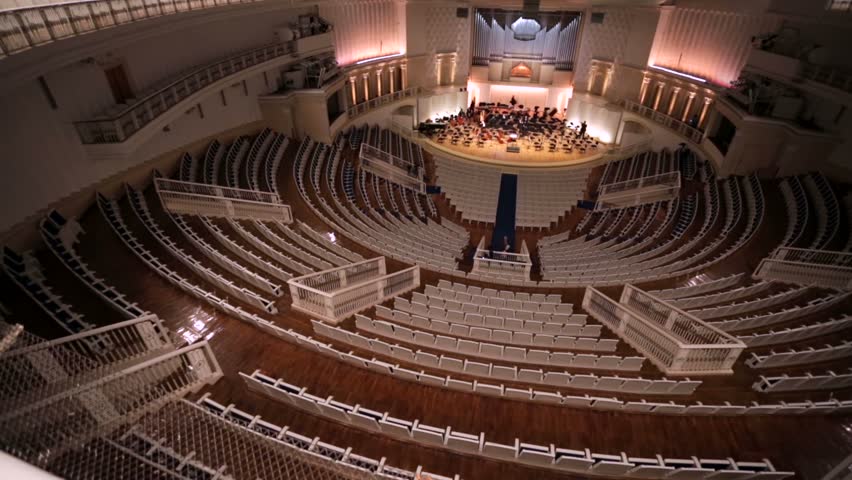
[[420, 136, 612, 169]]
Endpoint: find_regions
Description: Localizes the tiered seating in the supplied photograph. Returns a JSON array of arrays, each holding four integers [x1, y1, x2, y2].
[[200, 217, 293, 282], [96, 194, 276, 326], [39, 210, 147, 319], [224, 136, 249, 188], [261, 133, 289, 194], [227, 219, 313, 275], [242, 127, 273, 190], [802, 172, 840, 250], [738, 315, 852, 347], [753, 369, 852, 393], [252, 220, 333, 270], [686, 286, 810, 320], [164, 211, 282, 296], [515, 168, 590, 228], [746, 341, 852, 369], [779, 177, 808, 247], [709, 291, 850, 331], [196, 395, 455, 480], [356, 313, 623, 364], [124, 185, 278, 313], [434, 156, 501, 223], [243, 370, 793, 479], [313, 320, 697, 397], [2, 246, 95, 337], [177, 152, 197, 182], [202, 139, 224, 185]]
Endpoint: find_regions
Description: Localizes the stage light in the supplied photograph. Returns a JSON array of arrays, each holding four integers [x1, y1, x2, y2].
[[509, 133, 518, 139], [355, 53, 403, 65], [649, 65, 707, 83]]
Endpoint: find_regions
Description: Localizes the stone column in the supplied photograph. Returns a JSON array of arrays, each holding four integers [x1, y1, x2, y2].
[[681, 91, 697, 122], [639, 75, 651, 105], [602, 68, 614, 97], [349, 75, 358, 105], [588, 64, 599, 92], [376, 68, 383, 97], [667, 86, 681, 116], [699, 97, 713, 129], [435, 57, 443, 86], [389, 66, 396, 93], [401, 63, 408, 90], [362, 72, 370, 101], [652, 82, 666, 110]]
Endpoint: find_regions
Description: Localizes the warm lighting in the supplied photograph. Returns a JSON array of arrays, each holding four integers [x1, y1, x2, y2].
[[328, 232, 337, 243], [649, 65, 707, 83], [355, 53, 403, 65], [511, 17, 541, 41], [509, 133, 518, 139]]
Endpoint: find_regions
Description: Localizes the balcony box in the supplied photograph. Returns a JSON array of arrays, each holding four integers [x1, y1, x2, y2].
[[746, 48, 802, 80], [295, 31, 335, 56]]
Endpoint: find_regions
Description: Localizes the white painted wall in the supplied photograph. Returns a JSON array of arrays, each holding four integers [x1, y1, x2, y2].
[[0, 6, 307, 235]]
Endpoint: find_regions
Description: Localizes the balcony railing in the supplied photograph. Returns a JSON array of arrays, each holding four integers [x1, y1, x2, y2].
[[74, 41, 293, 144], [622, 99, 704, 144], [801, 62, 852, 95], [0, 0, 268, 58], [346, 86, 420, 119], [754, 247, 852, 290]]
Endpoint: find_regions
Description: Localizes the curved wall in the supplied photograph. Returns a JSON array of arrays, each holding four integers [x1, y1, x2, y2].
[[0, 4, 313, 236]]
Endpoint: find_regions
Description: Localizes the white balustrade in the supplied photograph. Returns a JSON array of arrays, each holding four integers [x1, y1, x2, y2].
[[359, 142, 425, 193], [288, 257, 420, 324], [754, 247, 852, 290], [73, 41, 292, 143], [621, 99, 705, 143], [596, 170, 681, 210], [472, 236, 532, 281], [583, 286, 745, 376], [155, 177, 292, 222], [346, 86, 421, 119]]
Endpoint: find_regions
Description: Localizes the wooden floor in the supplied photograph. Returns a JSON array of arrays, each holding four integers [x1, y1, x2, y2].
[[3, 137, 852, 480], [422, 136, 610, 169]]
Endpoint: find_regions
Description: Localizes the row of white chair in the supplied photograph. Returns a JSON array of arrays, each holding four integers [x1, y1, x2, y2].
[[737, 315, 852, 348], [199, 217, 293, 282], [356, 315, 625, 371], [434, 156, 501, 223], [275, 222, 348, 267], [709, 292, 850, 332], [778, 177, 808, 247], [242, 370, 792, 480], [671, 281, 773, 310], [753, 368, 852, 393], [435, 278, 561, 303], [39, 210, 148, 319], [228, 219, 313, 275], [375, 306, 609, 351], [167, 213, 282, 296], [389, 299, 596, 336], [650, 273, 747, 300], [687, 286, 810, 320], [395, 297, 596, 335], [422, 286, 571, 315], [98, 195, 281, 322], [314, 321, 677, 396], [196, 395, 455, 480], [295, 220, 363, 263], [242, 310, 850, 416], [253, 220, 333, 270], [126, 185, 278, 313], [746, 341, 852, 369]]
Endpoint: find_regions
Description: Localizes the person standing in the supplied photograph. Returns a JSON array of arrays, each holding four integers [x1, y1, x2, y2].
[[579, 120, 587, 138]]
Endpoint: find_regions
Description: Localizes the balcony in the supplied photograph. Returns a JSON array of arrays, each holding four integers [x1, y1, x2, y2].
[[0, 0, 269, 59], [745, 46, 852, 97], [74, 42, 294, 144], [621, 99, 705, 144]]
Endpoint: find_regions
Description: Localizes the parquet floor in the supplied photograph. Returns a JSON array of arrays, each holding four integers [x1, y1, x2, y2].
[[3, 136, 851, 480]]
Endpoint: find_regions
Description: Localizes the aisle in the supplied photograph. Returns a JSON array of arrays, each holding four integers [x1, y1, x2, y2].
[[490, 173, 517, 252]]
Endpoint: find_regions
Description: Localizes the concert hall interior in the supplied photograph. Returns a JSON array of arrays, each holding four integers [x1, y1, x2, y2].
[[2, 1, 852, 480]]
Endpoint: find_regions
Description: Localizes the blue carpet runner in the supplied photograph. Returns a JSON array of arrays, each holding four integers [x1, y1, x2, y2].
[[491, 173, 518, 252]]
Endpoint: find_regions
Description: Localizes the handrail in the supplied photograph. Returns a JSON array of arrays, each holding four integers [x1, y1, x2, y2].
[[346, 86, 421, 119], [74, 41, 293, 143], [0, 0, 270, 58], [621, 99, 704, 144]]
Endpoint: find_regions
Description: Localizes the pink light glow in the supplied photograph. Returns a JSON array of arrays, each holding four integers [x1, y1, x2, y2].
[[649, 65, 707, 83], [355, 53, 403, 65]]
